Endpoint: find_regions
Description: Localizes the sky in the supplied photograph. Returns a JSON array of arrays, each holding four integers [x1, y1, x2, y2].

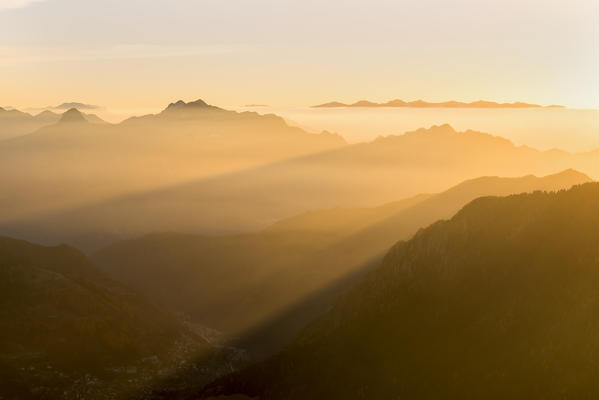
[[0, 0, 598, 111]]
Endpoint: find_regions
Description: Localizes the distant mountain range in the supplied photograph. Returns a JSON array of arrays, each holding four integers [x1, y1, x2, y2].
[[0, 106, 104, 140], [0, 99, 345, 241], [2, 100, 598, 254], [50, 102, 100, 110], [9, 122, 599, 251], [202, 182, 599, 399], [313, 99, 564, 108]]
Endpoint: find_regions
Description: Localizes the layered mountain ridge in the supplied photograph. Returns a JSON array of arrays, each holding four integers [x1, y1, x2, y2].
[[0, 106, 104, 140], [0, 99, 346, 247], [92, 169, 590, 367], [8, 122, 598, 251], [202, 182, 599, 399]]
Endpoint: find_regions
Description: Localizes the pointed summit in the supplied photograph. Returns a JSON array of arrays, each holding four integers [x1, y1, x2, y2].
[[423, 123, 457, 135], [166, 100, 187, 110], [163, 98, 218, 113], [435, 123, 456, 131], [550, 168, 593, 182], [37, 110, 56, 117], [187, 98, 210, 107], [59, 108, 87, 123]]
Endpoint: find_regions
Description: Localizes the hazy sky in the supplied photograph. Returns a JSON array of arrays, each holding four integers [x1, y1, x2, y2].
[[1, 0, 597, 111]]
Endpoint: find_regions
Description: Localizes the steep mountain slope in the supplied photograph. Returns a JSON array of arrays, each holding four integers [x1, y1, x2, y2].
[[8, 123, 596, 250], [92, 170, 590, 363], [0, 236, 210, 399], [203, 182, 599, 399], [310, 168, 593, 280]]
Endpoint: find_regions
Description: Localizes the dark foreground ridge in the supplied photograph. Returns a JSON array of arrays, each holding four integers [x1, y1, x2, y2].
[[202, 182, 599, 399], [0, 236, 209, 399]]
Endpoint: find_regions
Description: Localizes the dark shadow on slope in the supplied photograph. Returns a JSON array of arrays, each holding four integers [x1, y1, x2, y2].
[[4, 124, 585, 253], [124, 255, 385, 400], [0, 143, 355, 252]]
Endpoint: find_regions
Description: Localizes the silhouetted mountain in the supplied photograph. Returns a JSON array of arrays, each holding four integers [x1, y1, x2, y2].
[[310, 169, 593, 281], [92, 170, 589, 366], [14, 123, 599, 251], [263, 169, 589, 239], [312, 101, 348, 108], [35, 110, 61, 122], [0, 107, 57, 140], [202, 182, 599, 399], [0, 100, 344, 241], [0, 236, 210, 399], [53, 102, 100, 110], [58, 107, 87, 123], [313, 98, 563, 108], [164, 98, 217, 112], [0, 107, 105, 141]]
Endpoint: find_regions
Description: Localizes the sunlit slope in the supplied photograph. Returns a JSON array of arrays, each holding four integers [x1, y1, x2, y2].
[[7, 123, 598, 250], [264, 193, 433, 235], [308, 169, 593, 281], [203, 182, 599, 400], [0, 100, 345, 224], [92, 170, 589, 360], [0, 236, 209, 399]]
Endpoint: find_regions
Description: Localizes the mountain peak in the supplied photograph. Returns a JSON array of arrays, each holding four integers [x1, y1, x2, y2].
[[167, 100, 187, 109], [550, 168, 593, 182], [187, 98, 210, 107], [59, 108, 87, 123], [164, 98, 215, 112], [36, 110, 58, 117], [427, 123, 457, 134]]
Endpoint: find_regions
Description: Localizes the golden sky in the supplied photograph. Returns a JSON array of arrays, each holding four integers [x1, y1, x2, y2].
[[1, 0, 597, 111]]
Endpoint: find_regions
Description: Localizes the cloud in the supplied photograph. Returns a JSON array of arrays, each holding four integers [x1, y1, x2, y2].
[[0, 0, 45, 10], [0, 44, 246, 66]]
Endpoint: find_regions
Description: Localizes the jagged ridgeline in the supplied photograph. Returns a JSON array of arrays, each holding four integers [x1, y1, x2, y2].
[[0, 99, 345, 250], [202, 183, 599, 399]]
